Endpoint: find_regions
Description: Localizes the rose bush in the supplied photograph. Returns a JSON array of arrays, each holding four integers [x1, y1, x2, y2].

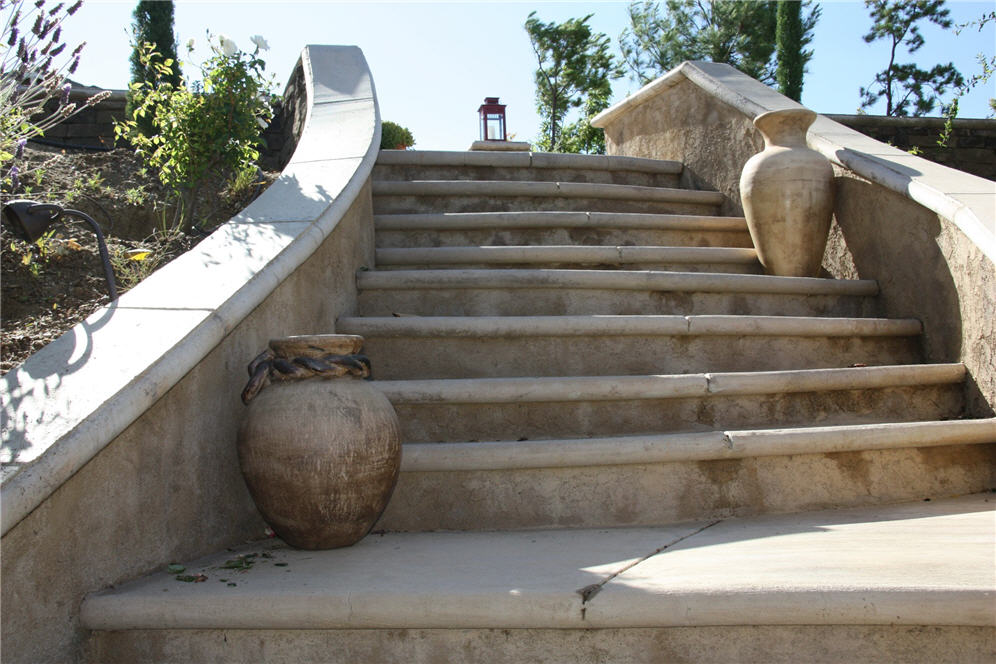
[[115, 32, 274, 229]]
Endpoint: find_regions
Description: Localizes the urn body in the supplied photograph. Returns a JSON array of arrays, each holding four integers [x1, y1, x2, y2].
[[740, 108, 834, 277], [237, 337, 400, 550]]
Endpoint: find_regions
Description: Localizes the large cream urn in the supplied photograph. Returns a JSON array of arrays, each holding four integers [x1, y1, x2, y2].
[[237, 335, 401, 550], [740, 108, 834, 277]]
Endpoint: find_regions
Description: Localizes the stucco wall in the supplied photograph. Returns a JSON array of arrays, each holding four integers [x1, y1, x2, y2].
[[0, 183, 374, 664], [595, 62, 995, 417], [601, 75, 759, 217], [824, 171, 995, 416]]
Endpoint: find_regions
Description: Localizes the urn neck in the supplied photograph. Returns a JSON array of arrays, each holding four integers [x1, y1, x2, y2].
[[753, 108, 817, 149]]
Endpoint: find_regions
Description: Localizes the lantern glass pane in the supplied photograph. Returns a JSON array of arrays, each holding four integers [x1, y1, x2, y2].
[[487, 117, 504, 140]]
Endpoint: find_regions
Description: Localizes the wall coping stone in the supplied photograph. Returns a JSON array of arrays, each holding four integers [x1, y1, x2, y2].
[[592, 61, 996, 265], [0, 45, 382, 536], [825, 114, 996, 130]]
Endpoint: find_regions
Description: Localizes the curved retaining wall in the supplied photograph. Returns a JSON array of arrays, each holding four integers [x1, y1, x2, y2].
[[592, 61, 996, 417], [0, 45, 381, 663]]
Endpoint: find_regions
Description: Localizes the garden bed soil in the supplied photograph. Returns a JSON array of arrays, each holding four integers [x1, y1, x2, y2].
[[1, 144, 276, 374]]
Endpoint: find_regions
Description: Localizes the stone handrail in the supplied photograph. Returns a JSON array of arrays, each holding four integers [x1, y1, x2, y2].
[[591, 61, 995, 415], [0, 45, 382, 536], [591, 60, 995, 264]]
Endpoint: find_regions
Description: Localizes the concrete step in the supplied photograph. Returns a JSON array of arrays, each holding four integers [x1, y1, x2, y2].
[[380, 419, 996, 530], [356, 269, 881, 317], [374, 150, 683, 187], [371, 180, 725, 215], [374, 211, 754, 249], [373, 245, 762, 273], [376, 364, 967, 443], [81, 495, 996, 664], [339, 315, 922, 379]]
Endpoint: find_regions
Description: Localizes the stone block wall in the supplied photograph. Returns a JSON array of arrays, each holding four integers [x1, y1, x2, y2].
[[31, 87, 126, 150], [827, 114, 996, 182], [260, 61, 308, 170]]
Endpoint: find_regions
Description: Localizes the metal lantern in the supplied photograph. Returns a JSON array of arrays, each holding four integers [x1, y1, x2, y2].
[[478, 97, 507, 141]]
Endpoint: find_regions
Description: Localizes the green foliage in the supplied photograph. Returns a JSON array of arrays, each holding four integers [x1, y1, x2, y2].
[[380, 120, 415, 150], [116, 35, 273, 229], [619, 1, 818, 86], [776, 0, 809, 101], [127, 1, 180, 136], [859, 0, 964, 116], [525, 11, 622, 154], [1, 0, 108, 191]]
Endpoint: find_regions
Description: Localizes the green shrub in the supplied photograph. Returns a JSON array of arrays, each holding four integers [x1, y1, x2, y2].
[[115, 34, 273, 229], [380, 121, 415, 150]]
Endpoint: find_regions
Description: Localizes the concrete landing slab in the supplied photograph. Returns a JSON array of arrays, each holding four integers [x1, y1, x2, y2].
[[81, 494, 995, 632]]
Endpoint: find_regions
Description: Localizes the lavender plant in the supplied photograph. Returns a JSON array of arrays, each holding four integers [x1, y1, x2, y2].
[[1, 0, 109, 189]]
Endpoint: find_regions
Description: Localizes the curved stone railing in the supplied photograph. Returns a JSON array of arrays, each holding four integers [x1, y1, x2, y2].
[[1, 44, 382, 663], [592, 61, 995, 415], [1, 45, 381, 535], [592, 61, 995, 264]]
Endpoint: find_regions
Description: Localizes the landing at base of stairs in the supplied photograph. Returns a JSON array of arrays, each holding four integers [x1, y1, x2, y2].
[[82, 494, 995, 662]]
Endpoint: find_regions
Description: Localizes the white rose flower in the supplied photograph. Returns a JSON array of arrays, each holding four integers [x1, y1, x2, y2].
[[218, 34, 238, 57], [250, 35, 269, 52]]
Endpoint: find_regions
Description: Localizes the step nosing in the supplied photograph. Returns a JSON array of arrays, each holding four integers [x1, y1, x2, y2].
[[374, 246, 760, 266], [375, 149, 685, 173], [399, 418, 996, 471], [373, 211, 749, 231], [374, 364, 965, 404], [371, 180, 725, 203], [338, 315, 922, 337], [357, 269, 879, 296]]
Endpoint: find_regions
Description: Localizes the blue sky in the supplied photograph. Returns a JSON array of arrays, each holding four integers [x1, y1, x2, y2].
[[24, 1, 996, 150]]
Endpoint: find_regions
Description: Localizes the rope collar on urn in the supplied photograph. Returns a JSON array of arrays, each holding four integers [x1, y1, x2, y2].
[[241, 334, 372, 404]]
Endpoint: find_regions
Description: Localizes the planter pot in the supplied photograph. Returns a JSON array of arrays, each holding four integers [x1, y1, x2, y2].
[[237, 335, 401, 550], [740, 108, 834, 277]]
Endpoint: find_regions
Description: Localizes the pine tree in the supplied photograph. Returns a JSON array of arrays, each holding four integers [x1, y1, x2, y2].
[[859, 0, 963, 116], [619, 0, 819, 86]]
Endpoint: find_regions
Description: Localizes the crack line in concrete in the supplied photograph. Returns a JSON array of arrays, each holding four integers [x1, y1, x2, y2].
[[575, 519, 722, 618]]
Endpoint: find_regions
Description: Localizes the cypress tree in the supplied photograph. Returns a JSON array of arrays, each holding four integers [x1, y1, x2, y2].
[[127, 1, 180, 135], [776, 0, 805, 101], [130, 1, 180, 88]]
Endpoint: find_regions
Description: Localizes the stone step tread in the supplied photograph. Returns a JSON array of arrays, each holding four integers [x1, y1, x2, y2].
[[339, 315, 922, 338], [374, 211, 748, 232], [80, 494, 996, 631], [357, 269, 879, 296], [400, 418, 996, 471], [375, 364, 965, 404], [371, 180, 725, 205], [375, 246, 759, 266], [375, 149, 684, 174]]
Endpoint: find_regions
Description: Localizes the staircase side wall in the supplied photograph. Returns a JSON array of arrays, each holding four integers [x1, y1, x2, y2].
[[1, 45, 380, 664], [592, 61, 996, 417], [594, 74, 760, 217]]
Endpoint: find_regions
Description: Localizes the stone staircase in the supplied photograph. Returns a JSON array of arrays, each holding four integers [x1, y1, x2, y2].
[[80, 150, 996, 662]]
